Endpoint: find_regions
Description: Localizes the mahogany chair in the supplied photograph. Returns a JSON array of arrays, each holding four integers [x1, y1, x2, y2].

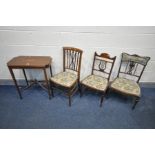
[[109, 53, 150, 109], [50, 47, 83, 106], [80, 52, 116, 107]]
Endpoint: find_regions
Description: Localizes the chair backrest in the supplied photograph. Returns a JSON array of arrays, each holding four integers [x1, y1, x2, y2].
[[117, 53, 150, 83], [92, 52, 116, 81], [63, 47, 83, 80]]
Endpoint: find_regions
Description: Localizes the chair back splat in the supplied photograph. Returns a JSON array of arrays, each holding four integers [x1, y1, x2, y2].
[[91, 52, 116, 81], [117, 53, 150, 83]]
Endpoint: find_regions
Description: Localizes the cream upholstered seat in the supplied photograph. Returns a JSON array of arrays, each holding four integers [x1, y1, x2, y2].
[[51, 71, 77, 88], [110, 77, 141, 97], [81, 75, 108, 91]]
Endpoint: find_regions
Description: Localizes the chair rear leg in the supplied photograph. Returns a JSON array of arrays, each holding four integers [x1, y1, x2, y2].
[[132, 97, 140, 110], [78, 82, 82, 96], [68, 94, 71, 107], [80, 83, 83, 97], [50, 80, 54, 97], [106, 88, 111, 99], [100, 93, 105, 107]]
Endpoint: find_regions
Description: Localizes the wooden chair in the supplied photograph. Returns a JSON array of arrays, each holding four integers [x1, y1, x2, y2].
[[50, 47, 83, 106], [109, 52, 150, 109], [80, 52, 116, 107]]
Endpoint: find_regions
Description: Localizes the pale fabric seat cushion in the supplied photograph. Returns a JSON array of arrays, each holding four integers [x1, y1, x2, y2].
[[110, 77, 141, 97], [81, 75, 108, 91], [51, 71, 77, 87]]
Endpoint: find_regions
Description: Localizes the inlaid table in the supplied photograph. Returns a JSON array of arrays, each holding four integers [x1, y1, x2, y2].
[[7, 56, 52, 99]]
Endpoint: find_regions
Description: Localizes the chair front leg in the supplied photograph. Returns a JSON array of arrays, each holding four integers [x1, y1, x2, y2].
[[67, 89, 72, 107], [132, 96, 140, 110], [66, 85, 74, 107]]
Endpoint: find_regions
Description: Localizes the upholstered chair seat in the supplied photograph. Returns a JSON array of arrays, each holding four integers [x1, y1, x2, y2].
[[51, 71, 77, 88], [110, 77, 141, 97], [81, 75, 108, 91]]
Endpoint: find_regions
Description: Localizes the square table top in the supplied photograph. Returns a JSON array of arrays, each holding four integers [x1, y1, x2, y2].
[[7, 56, 52, 68]]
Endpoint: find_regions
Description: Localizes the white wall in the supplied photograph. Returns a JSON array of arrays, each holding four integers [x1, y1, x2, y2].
[[0, 26, 155, 83]]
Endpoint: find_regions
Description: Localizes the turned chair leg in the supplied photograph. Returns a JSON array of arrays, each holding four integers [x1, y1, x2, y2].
[[132, 97, 140, 110], [50, 81, 54, 97], [100, 93, 105, 107], [67, 88, 72, 107], [80, 84, 83, 97], [106, 88, 111, 99], [68, 95, 71, 107], [78, 82, 82, 96]]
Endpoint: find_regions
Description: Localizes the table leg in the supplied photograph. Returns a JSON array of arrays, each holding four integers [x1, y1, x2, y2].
[[22, 69, 29, 86], [43, 68, 51, 99], [8, 67, 23, 99]]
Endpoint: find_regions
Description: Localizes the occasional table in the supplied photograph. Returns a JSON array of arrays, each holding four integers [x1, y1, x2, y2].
[[7, 56, 52, 99]]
